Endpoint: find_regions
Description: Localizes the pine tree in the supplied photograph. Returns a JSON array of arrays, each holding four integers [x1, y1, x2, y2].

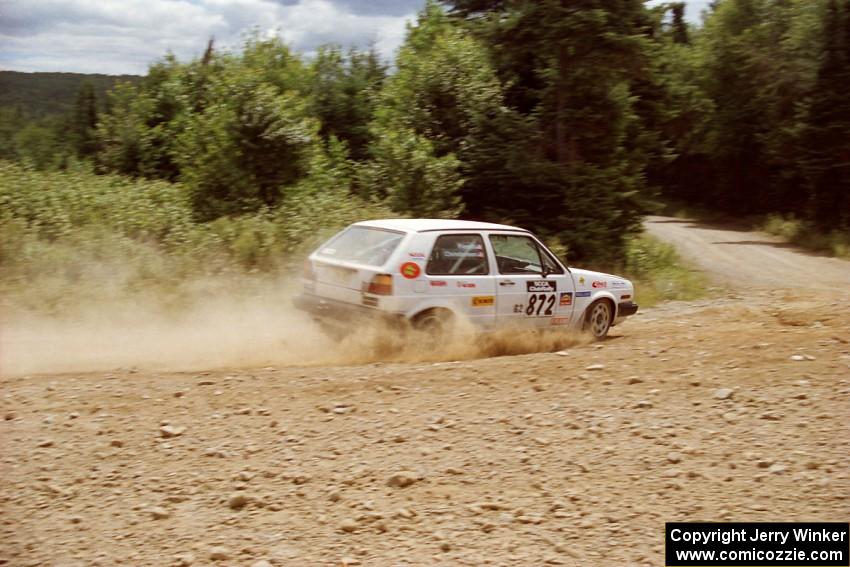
[[71, 82, 98, 158], [671, 3, 690, 44], [802, 0, 850, 227], [443, 0, 653, 260]]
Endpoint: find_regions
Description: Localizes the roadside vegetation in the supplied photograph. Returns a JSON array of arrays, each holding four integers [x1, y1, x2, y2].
[[0, 162, 391, 313], [620, 236, 708, 307], [664, 201, 850, 260], [0, 161, 699, 313], [758, 215, 850, 259]]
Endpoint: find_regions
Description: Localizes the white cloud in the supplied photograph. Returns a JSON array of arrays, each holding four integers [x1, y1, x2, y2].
[[0, 0, 419, 74]]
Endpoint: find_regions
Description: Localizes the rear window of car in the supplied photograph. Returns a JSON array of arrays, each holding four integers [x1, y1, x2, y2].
[[317, 226, 404, 266], [426, 234, 489, 275]]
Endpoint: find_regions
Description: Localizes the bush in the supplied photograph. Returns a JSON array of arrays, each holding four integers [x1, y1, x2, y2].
[[620, 234, 708, 306], [760, 214, 850, 259], [0, 161, 392, 313]]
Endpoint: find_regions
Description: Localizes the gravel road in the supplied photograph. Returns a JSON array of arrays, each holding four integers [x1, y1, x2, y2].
[[644, 215, 850, 289], [1, 221, 848, 567]]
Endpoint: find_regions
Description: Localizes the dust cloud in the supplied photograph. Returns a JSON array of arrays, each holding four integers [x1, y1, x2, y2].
[[0, 276, 590, 376], [0, 277, 333, 376]]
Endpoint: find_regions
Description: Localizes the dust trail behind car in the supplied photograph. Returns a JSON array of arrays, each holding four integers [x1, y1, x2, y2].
[[0, 275, 590, 377]]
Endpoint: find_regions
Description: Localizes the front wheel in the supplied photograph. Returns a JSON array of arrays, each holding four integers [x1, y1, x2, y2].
[[584, 299, 613, 341]]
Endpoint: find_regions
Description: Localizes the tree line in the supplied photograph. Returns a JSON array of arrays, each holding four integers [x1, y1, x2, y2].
[[3, 0, 848, 262]]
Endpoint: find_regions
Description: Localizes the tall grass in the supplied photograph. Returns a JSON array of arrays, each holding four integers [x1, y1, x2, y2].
[[0, 161, 391, 313], [620, 235, 709, 306], [760, 214, 850, 259]]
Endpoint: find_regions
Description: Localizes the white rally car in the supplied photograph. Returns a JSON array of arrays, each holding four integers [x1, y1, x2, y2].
[[294, 219, 638, 340]]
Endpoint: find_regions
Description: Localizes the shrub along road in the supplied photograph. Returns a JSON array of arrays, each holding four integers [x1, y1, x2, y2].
[[1, 222, 849, 566]]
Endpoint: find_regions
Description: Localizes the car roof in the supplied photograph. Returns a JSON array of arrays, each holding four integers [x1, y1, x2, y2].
[[353, 218, 530, 233]]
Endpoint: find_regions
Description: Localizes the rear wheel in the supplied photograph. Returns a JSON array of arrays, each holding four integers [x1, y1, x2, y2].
[[412, 308, 454, 346], [584, 299, 613, 340]]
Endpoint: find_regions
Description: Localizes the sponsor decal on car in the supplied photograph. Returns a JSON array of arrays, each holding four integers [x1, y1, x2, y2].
[[559, 292, 573, 306], [611, 280, 627, 288], [456, 282, 476, 288], [400, 262, 421, 279], [527, 280, 557, 292], [430, 280, 447, 287], [575, 291, 591, 298], [408, 252, 426, 258], [578, 276, 586, 285], [471, 296, 495, 307], [591, 280, 607, 288], [550, 317, 569, 326]]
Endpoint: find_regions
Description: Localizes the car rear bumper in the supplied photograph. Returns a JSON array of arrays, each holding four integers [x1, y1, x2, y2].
[[617, 301, 639, 317], [293, 292, 404, 324]]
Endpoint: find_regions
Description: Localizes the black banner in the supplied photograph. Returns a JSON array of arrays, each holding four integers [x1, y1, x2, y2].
[[527, 280, 556, 292], [666, 522, 849, 566]]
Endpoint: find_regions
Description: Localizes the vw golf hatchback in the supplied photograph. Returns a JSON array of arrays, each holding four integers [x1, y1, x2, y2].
[[294, 219, 638, 339]]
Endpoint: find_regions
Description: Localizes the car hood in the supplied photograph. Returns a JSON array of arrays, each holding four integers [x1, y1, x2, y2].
[[569, 268, 633, 292]]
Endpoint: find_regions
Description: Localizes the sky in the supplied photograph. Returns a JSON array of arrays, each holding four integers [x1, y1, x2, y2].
[[0, 0, 713, 76]]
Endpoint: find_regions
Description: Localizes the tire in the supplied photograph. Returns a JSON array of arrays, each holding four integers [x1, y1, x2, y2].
[[412, 308, 454, 346], [584, 299, 613, 340]]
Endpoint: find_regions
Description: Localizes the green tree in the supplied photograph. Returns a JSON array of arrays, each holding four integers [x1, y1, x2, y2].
[[70, 82, 98, 158], [682, 0, 829, 216], [371, 3, 530, 220], [176, 74, 318, 220], [96, 55, 189, 179], [359, 127, 463, 218], [13, 121, 63, 170], [801, 0, 850, 227], [443, 0, 654, 260], [308, 46, 385, 161], [671, 3, 690, 44]]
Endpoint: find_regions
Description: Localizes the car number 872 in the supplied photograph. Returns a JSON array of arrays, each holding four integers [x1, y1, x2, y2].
[[526, 293, 556, 316]]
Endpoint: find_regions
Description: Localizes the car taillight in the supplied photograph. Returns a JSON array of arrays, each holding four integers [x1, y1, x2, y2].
[[367, 274, 393, 296], [303, 260, 315, 280]]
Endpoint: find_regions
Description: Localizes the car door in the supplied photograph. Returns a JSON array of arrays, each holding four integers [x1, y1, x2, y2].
[[423, 232, 496, 328], [488, 232, 575, 329]]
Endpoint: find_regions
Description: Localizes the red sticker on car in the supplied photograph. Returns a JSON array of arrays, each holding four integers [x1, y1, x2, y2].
[[400, 262, 421, 279], [592, 280, 607, 288]]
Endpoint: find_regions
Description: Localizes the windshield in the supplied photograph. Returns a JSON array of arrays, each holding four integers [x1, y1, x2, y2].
[[317, 226, 404, 267]]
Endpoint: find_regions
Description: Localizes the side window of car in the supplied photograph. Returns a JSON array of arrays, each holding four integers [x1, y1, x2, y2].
[[489, 234, 543, 274], [538, 246, 565, 274], [489, 234, 563, 275], [426, 234, 489, 275]]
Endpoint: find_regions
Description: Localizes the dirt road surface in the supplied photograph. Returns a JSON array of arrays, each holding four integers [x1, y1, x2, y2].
[[644, 215, 850, 289], [2, 221, 849, 566]]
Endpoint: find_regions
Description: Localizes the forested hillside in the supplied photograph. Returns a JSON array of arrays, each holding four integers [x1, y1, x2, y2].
[[0, 71, 139, 117], [2, 0, 848, 309], [0, 71, 139, 170]]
